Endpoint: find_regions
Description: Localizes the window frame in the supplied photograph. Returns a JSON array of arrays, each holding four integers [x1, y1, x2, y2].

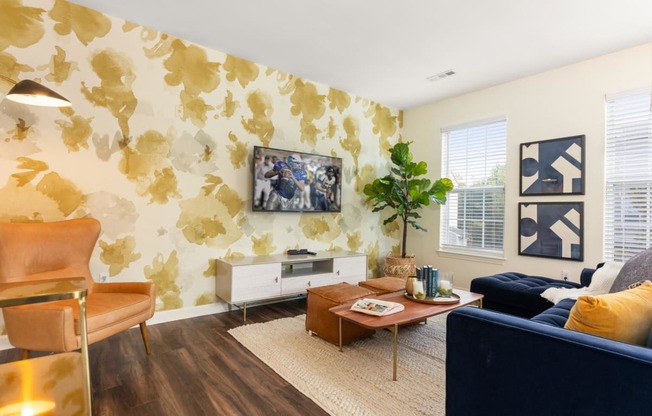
[[439, 117, 507, 259], [604, 89, 652, 262]]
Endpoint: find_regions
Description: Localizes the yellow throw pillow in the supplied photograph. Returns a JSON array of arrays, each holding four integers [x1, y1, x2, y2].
[[565, 281, 652, 346]]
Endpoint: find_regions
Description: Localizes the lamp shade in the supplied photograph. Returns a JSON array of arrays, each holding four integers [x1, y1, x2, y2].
[[6, 79, 71, 107]]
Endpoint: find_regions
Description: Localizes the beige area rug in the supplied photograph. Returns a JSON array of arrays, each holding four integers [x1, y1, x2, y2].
[[228, 314, 447, 416]]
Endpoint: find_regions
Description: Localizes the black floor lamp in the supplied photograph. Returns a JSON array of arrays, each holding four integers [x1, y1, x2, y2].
[[1, 74, 71, 107]]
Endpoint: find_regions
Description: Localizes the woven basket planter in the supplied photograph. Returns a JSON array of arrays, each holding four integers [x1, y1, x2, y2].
[[382, 252, 416, 279]]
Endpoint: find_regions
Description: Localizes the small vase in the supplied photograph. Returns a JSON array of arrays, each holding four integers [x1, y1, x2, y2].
[[412, 281, 425, 300], [405, 276, 417, 295], [438, 272, 454, 297]]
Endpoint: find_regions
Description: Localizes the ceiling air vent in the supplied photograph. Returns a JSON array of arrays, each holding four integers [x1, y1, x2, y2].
[[426, 69, 456, 82]]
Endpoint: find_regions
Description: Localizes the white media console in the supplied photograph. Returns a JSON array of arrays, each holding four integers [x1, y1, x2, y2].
[[215, 251, 367, 319]]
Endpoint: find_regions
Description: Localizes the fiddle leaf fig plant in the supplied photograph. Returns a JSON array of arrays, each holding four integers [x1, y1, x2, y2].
[[363, 141, 454, 258]]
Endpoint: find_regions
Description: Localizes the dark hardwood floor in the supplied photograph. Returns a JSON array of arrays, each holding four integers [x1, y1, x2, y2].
[[0, 299, 329, 416]]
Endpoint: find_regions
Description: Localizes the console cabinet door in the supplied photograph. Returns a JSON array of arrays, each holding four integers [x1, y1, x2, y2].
[[333, 255, 367, 284], [228, 263, 282, 303], [281, 273, 333, 295]]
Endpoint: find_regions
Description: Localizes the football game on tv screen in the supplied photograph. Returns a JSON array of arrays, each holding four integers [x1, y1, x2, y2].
[[252, 146, 342, 213]]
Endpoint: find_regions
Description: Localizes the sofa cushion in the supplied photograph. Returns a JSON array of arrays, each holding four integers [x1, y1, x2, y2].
[[530, 298, 577, 327], [565, 281, 652, 346], [610, 248, 652, 293]]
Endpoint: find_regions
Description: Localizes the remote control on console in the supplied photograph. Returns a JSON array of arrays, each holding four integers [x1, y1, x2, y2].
[[287, 249, 317, 255]]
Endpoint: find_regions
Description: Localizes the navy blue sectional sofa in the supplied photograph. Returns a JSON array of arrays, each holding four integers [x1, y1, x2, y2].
[[469, 267, 596, 318], [446, 266, 652, 416], [446, 306, 652, 415]]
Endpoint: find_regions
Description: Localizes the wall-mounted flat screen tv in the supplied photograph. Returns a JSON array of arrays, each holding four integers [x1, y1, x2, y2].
[[252, 146, 342, 212]]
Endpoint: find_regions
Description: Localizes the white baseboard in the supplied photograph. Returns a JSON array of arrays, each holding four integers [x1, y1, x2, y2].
[[147, 303, 231, 325], [0, 303, 232, 351]]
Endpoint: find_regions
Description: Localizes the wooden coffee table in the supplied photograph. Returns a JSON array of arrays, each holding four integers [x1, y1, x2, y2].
[[330, 289, 483, 381]]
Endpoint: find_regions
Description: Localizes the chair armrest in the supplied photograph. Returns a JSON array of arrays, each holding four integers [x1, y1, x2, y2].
[[93, 281, 155, 297], [2, 303, 78, 352]]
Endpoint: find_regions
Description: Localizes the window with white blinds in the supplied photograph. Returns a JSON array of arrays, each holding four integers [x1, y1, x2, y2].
[[440, 118, 506, 257], [604, 90, 652, 262]]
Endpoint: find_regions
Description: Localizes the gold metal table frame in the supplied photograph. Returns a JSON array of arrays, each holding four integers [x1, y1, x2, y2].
[[330, 289, 484, 381], [0, 277, 92, 415]]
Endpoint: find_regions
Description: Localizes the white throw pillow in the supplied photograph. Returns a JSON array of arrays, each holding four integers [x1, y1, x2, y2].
[[541, 262, 623, 304], [588, 261, 624, 292]]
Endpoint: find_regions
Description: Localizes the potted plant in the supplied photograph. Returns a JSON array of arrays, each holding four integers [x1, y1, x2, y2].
[[363, 141, 453, 276]]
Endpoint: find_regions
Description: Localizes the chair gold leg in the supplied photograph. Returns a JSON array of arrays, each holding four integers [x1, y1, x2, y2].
[[139, 321, 152, 355], [20, 349, 30, 360]]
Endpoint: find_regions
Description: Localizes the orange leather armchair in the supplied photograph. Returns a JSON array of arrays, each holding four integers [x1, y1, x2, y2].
[[0, 218, 155, 358]]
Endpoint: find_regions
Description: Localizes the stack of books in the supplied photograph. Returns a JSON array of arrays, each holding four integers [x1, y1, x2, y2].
[[416, 265, 439, 297]]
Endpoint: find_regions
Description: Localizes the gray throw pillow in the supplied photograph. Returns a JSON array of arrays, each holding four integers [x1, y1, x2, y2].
[[610, 248, 652, 293]]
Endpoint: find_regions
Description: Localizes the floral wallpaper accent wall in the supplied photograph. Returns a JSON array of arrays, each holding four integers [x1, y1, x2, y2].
[[0, 0, 402, 332]]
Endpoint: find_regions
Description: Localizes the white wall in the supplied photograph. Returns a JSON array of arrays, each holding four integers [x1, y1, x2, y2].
[[403, 43, 652, 290]]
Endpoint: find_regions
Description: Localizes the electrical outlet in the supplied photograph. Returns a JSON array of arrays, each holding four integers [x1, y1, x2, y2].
[[99, 272, 109, 283], [561, 270, 570, 281]]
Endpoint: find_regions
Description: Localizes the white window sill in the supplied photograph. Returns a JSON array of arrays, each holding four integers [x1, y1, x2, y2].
[[437, 249, 506, 265]]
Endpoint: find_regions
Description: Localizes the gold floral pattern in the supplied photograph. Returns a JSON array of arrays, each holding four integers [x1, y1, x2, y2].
[[0, 0, 402, 323]]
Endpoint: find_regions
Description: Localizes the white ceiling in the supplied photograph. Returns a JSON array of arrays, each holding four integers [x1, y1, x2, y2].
[[68, 0, 652, 110]]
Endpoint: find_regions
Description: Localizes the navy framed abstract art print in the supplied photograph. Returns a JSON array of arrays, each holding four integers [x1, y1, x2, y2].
[[519, 202, 583, 261], [520, 135, 585, 196]]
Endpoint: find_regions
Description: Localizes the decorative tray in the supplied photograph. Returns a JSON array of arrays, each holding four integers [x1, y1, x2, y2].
[[403, 292, 460, 304]]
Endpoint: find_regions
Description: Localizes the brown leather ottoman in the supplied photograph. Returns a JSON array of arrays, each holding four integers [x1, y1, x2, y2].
[[358, 276, 406, 295], [306, 282, 375, 346]]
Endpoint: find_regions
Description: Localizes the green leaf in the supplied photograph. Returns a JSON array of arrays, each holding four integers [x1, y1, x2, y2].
[[407, 219, 428, 232], [383, 213, 399, 225], [406, 161, 428, 177], [390, 142, 412, 167]]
